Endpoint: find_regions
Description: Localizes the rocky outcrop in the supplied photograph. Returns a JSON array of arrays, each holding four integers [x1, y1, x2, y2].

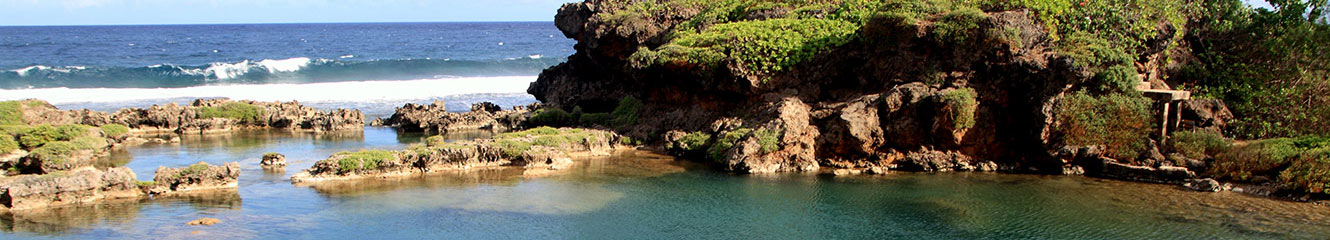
[[291, 128, 628, 183], [370, 101, 534, 134], [532, 2, 1194, 179], [148, 162, 241, 195], [1179, 99, 1234, 133], [261, 153, 287, 168], [14, 98, 363, 134], [0, 167, 143, 212]]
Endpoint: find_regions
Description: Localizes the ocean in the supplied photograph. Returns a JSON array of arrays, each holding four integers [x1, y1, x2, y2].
[[0, 22, 572, 115]]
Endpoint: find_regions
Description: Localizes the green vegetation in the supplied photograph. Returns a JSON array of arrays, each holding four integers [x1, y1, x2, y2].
[[939, 88, 977, 129], [527, 108, 575, 127], [1211, 136, 1330, 194], [493, 140, 534, 158], [929, 5, 988, 44], [27, 141, 76, 165], [70, 136, 106, 150], [0, 134, 16, 153], [136, 181, 157, 187], [1168, 130, 1232, 160], [99, 124, 130, 138], [611, 96, 644, 127], [175, 162, 212, 178], [197, 102, 264, 124], [1180, 0, 1330, 139], [17, 124, 89, 149], [1054, 92, 1154, 160], [679, 131, 713, 152], [0, 100, 22, 125], [753, 128, 781, 153], [708, 128, 753, 161], [335, 150, 395, 173]]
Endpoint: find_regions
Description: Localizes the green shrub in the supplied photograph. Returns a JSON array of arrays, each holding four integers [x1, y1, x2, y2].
[[100, 124, 130, 138], [708, 128, 753, 162], [1092, 64, 1142, 94], [493, 140, 534, 158], [0, 101, 21, 125], [18, 124, 87, 149], [754, 128, 781, 153], [638, 18, 859, 76], [197, 102, 264, 123], [679, 131, 712, 152], [499, 126, 561, 139], [579, 113, 612, 126], [1055, 32, 1134, 71], [175, 162, 212, 178], [70, 136, 106, 150], [940, 88, 978, 129], [1169, 130, 1231, 160], [28, 141, 76, 165], [0, 134, 17, 153], [423, 135, 446, 147], [930, 5, 988, 44], [336, 150, 394, 173], [527, 108, 574, 127], [0, 125, 28, 136], [611, 96, 644, 127], [1210, 138, 1301, 181], [1280, 149, 1330, 194], [136, 181, 157, 187], [1054, 92, 1154, 160]]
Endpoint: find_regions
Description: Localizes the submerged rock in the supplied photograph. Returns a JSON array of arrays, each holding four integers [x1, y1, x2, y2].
[[1184, 178, 1228, 192], [186, 218, 221, 226], [150, 162, 241, 195], [0, 167, 143, 212]]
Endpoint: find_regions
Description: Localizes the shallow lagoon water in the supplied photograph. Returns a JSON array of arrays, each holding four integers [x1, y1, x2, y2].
[[2, 127, 1328, 239]]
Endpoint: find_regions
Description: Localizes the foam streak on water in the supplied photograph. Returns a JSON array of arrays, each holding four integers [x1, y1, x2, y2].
[[0, 76, 536, 104]]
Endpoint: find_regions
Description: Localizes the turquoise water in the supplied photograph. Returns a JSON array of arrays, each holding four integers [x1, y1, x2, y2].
[[2, 127, 1328, 239]]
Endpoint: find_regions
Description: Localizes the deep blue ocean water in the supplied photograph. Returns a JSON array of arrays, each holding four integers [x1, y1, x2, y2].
[[0, 22, 572, 114]]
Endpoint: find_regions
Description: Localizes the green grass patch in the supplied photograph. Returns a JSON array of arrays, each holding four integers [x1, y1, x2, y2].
[[335, 150, 395, 173], [69, 136, 106, 151], [498, 126, 562, 139], [17, 124, 90, 149], [174, 162, 212, 178], [636, 18, 858, 76], [929, 5, 988, 44], [1211, 136, 1330, 194], [136, 181, 157, 187], [940, 88, 978, 129], [493, 140, 534, 158], [1054, 91, 1154, 160], [0, 133, 17, 153], [679, 131, 712, 152], [0, 101, 22, 125], [527, 108, 575, 127], [754, 128, 781, 153], [197, 102, 264, 123], [99, 124, 130, 138]]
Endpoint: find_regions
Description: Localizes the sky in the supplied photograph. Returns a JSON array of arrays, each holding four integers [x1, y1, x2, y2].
[[0, 0, 573, 26], [0, 0, 1279, 26]]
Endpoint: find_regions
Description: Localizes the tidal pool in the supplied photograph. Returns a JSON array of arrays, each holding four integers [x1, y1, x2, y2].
[[2, 127, 1327, 239]]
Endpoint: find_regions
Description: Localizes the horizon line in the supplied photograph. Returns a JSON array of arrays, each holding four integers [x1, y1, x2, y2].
[[0, 20, 555, 28]]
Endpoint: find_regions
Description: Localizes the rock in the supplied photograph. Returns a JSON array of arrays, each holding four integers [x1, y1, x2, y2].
[[0, 167, 143, 212], [186, 218, 221, 226], [832, 168, 863, 176], [865, 166, 890, 175], [293, 128, 625, 183], [151, 162, 240, 194], [1179, 99, 1233, 132], [718, 97, 820, 173], [260, 153, 287, 167], [19, 98, 363, 133], [372, 102, 533, 134], [1091, 160, 1197, 183], [1184, 178, 1224, 192], [975, 161, 999, 172], [895, 149, 980, 172]]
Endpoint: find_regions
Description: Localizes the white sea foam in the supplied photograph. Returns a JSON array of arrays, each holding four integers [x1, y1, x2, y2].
[[0, 76, 538, 104], [528, 54, 543, 59], [204, 60, 252, 79], [339, 54, 355, 59], [257, 57, 312, 73], [10, 65, 85, 76]]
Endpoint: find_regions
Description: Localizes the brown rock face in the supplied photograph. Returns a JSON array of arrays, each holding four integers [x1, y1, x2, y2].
[[1179, 99, 1234, 133], [0, 167, 143, 212], [151, 162, 241, 194], [371, 102, 533, 134], [261, 153, 287, 168], [531, 2, 1187, 175]]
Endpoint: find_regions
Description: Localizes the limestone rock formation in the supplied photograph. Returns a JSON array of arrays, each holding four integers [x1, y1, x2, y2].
[[149, 162, 241, 195], [371, 101, 534, 134], [0, 167, 143, 212], [14, 98, 363, 134], [261, 153, 287, 167]]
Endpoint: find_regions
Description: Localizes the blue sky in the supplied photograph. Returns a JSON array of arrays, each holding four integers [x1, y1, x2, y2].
[[0, 0, 573, 26], [0, 0, 1277, 26]]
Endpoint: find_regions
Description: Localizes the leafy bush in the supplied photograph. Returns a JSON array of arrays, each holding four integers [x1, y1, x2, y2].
[[1210, 136, 1330, 194], [636, 18, 859, 75], [1169, 130, 1231, 160], [679, 131, 713, 152], [527, 108, 575, 127], [1280, 149, 1330, 194], [175, 162, 212, 178], [336, 150, 395, 173], [940, 88, 978, 129], [18, 124, 88, 149], [493, 140, 534, 158], [708, 128, 753, 161], [100, 124, 130, 138], [929, 5, 988, 44], [1054, 92, 1154, 160], [611, 96, 644, 127], [27, 141, 76, 165], [579, 113, 612, 126], [70, 136, 106, 150], [198, 102, 264, 124]]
